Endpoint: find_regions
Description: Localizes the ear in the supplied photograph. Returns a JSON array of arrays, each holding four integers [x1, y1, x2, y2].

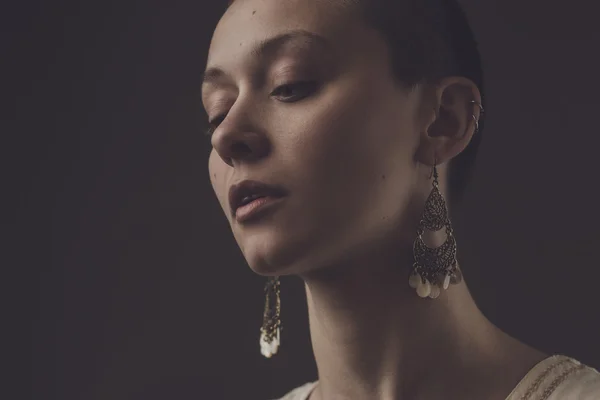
[[415, 77, 483, 166]]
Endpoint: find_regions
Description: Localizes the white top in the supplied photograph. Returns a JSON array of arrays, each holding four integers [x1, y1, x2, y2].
[[274, 355, 600, 400]]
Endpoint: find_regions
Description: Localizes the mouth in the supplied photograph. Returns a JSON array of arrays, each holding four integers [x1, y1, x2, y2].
[[229, 180, 288, 222], [234, 195, 286, 223]]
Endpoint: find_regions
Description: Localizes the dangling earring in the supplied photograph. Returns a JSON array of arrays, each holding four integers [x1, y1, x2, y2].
[[259, 276, 281, 358], [409, 160, 462, 298]]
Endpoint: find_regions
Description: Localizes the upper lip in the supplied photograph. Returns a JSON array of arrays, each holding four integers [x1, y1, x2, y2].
[[229, 180, 288, 216]]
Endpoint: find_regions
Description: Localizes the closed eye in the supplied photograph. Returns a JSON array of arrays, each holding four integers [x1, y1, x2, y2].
[[204, 81, 318, 138], [271, 81, 318, 102]]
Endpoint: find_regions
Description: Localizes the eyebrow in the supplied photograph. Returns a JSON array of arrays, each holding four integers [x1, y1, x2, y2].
[[201, 29, 332, 86]]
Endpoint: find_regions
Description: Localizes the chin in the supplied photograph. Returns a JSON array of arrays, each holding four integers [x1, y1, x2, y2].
[[238, 231, 318, 277], [242, 246, 305, 277]]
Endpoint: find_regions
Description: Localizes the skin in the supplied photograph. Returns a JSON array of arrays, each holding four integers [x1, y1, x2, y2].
[[202, 0, 547, 399]]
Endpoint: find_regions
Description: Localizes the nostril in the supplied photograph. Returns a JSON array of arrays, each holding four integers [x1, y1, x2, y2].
[[231, 141, 251, 154], [219, 133, 270, 165]]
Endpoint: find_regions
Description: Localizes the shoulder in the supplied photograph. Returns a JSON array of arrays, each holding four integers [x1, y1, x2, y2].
[[507, 354, 600, 400], [271, 381, 318, 400], [548, 360, 600, 400]]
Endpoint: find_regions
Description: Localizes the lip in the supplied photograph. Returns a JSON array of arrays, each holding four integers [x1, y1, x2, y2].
[[229, 180, 288, 219], [234, 195, 286, 223]]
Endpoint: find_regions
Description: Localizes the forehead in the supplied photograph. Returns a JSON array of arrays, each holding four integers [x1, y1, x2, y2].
[[206, 0, 372, 69]]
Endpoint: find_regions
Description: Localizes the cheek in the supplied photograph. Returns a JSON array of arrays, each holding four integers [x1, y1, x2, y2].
[[208, 150, 230, 213], [281, 76, 418, 237], [208, 150, 219, 187], [290, 76, 416, 185]]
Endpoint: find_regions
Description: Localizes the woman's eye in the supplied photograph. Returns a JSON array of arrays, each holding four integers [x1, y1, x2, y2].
[[271, 81, 317, 102], [205, 82, 317, 138], [205, 114, 226, 137]]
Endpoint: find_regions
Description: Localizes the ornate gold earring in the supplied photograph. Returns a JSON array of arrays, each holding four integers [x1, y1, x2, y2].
[[409, 160, 462, 298], [259, 276, 281, 358]]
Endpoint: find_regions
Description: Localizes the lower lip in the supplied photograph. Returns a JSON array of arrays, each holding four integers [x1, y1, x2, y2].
[[235, 196, 285, 223]]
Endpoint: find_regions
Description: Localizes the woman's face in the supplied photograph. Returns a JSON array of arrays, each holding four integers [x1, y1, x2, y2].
[[203, 0, 429, 276]]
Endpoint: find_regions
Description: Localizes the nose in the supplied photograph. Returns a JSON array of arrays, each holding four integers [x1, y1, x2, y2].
[[211, 103, 270, 167]]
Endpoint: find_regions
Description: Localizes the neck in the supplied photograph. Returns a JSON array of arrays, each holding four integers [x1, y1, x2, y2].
[[299, 244, 543, 400]]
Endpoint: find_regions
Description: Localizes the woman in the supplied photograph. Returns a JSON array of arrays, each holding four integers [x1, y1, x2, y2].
[[201, 0, 600, 398]]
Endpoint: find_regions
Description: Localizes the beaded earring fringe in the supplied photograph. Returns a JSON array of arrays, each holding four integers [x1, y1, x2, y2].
[[259, 276, 281, 358]]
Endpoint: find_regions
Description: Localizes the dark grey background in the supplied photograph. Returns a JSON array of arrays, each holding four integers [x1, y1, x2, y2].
[[14, 0, 600, 399]]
